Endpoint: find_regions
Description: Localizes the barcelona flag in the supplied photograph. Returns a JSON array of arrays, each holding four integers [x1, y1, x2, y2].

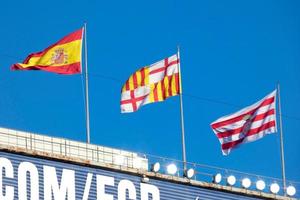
[[11, 28, 83, 75], [121, 54, 181, 113]]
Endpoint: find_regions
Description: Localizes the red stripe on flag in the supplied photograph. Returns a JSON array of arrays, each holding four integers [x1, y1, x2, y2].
[[120, 94, 148, 105], [164, 58, 169, 75], [125, 81, 130, 91], [149, 59, 179, 75], [221, 138, 244, 151], [141, 68, 145, 86], [246, 120, 276, 136], [175, 73, 179, 93], [211, 97, 275, 129], [168, 60, 179, 67], [130, 90, 137, 111], [153, 85, 159, 101], [216, 109, 275, 138], [160, 58, 169, 99], [161, 81, 166, 99], [168, 76, 173, 97], [221, 121, 276, 150], [133, 73, 138, 89], [12, 62, 82, 74]]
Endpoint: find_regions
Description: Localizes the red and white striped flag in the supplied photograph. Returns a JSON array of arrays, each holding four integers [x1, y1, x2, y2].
[[211, 90, 277, 155]]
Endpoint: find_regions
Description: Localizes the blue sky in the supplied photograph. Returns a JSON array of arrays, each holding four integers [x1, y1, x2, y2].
[[1, 0, 299, 195]]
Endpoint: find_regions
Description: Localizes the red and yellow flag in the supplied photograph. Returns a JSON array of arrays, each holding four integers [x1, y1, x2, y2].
[[120, 54, 181, 113], [11, 28, 83, 75]]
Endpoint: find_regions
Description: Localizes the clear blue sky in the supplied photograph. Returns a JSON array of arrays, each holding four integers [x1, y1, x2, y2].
[[1, 0, 299, 194]]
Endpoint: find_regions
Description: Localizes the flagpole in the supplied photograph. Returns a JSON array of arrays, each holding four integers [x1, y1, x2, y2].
[[84, 23, 91, 144], [277, 83, 286, 195], [177, 46, 187, 172]]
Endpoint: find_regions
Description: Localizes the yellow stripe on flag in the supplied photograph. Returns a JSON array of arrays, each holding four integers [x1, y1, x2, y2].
[[149, 84, 155, 102], [128, 76, 134, 90], [136, 70, 142, 85], [171, 74, 177, 96], [156, 82, 163, 101], [144, 67, 150, 85], [163, 77, 170, 98], [122, 85, 126, 93], [18, 40, 81, 68]]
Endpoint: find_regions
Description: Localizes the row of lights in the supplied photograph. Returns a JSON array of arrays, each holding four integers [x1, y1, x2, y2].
[[213, 173, 296, 197], [150, 163, 297, 197], [151, 162, 196, 178]]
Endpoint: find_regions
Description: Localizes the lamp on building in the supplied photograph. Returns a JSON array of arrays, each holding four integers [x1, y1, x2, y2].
[[226, 175, 236, 186], [286, 185, 296, 197], [185, 168, 195, 179], [141, 175, 149, 183], [213, 173, 222, 184], [166, 163, 177, 175], [151, 162, 160, 173], [256, 180, 266, 191], [270, 183, 280, 194], [241, 178, 251, 189]]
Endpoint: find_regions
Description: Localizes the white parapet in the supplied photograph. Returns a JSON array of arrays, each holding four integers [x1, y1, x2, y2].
[[0, 127, 148, 171]]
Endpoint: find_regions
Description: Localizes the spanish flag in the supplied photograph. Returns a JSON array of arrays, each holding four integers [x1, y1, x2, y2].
[[120, 54, 181, 113], [11, 28, 83, 75]]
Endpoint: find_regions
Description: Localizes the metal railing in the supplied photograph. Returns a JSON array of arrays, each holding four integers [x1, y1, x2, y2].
[[0, 127, 148, 171], [145, 154, 300, 199]]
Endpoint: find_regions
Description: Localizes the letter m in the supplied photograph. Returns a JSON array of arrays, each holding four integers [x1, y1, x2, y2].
[[44, 166, 75, 200]]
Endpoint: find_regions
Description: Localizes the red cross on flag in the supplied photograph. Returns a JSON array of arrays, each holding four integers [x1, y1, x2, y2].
[[121, 54, 181, 113], [211, 90, 277, 155]]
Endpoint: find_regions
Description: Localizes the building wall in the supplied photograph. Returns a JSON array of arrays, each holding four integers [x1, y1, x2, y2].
[[0, 150, 268, 200]]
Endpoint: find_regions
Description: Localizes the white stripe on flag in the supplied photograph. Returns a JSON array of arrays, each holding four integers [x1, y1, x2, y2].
[[216, 114, 276, 138], [212, 90, 276, 124], [219, 116, 276, 144], [222, 126, 277, 155], [211, 89, 277, 155]]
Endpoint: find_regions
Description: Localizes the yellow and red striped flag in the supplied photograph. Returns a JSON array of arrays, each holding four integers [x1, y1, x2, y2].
[[11, 28, 83, 74], [121, 54, 181, 113]]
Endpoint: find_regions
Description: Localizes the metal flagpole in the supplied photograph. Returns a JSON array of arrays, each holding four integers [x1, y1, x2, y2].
[[84, 23, 91, 144], [277, 83, 287, 195], [177, 46, 187, 172]]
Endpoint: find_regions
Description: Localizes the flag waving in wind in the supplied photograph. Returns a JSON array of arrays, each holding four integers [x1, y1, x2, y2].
[[11, 28, 83, 75], [121, 54, 180, 113], [211, 90, 277, 155]]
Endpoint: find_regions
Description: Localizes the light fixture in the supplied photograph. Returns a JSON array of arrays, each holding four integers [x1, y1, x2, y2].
[[213, 173, 222, 184], [227, 175, 236, 186], [286, 185, 296, 196], [141, 175, 149, 183], [256, 180, 266, 191], [151, 162, 160, 173], [185, 168, 195, 179], [166, 163, 177, 175], [241, 178, 251, 189], [270, 183, 280, 194]]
